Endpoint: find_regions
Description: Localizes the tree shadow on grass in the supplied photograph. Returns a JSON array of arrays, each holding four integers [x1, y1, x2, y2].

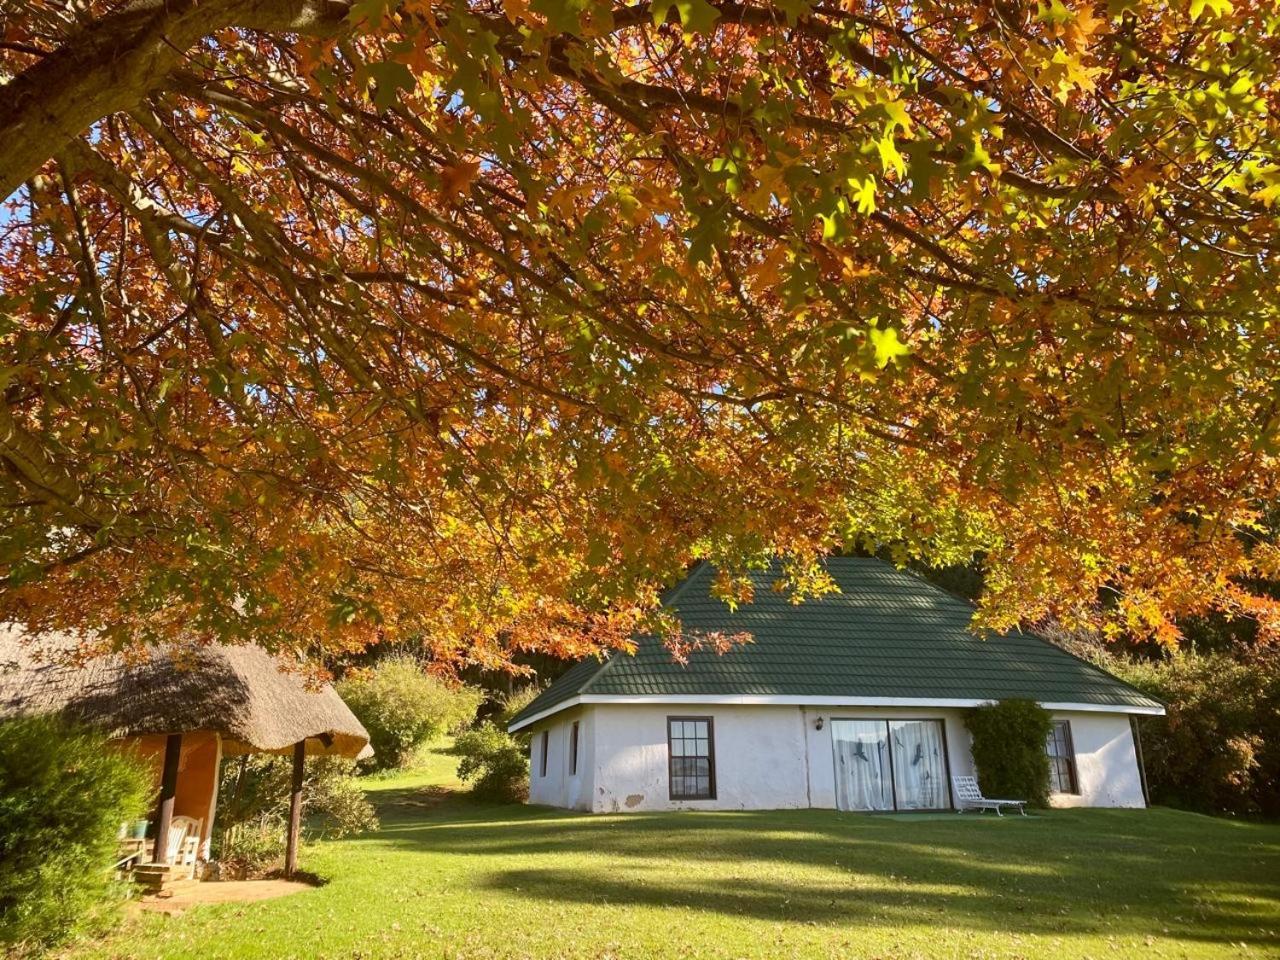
[[354, 803, 1280, 946]]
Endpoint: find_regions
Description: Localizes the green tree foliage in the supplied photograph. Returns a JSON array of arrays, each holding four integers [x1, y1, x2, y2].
[[337, 657, 484, 770], [964, 700, 1054, 807], [454, 724, 530, 803], [1105, 651, 1280, 818], [0, 716, 150, 956]]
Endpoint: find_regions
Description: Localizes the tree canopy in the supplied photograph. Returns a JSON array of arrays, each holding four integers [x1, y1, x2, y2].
[[1, 0, 1279, 667]]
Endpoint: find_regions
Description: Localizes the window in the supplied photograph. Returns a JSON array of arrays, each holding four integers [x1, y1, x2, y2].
[[569, 721, 579, 775], [667, 717, 715, 800], [539, 730, 549, 778], [1046, 720, 1078, 794]]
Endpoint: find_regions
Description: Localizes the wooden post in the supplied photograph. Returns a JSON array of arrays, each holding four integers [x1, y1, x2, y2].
[[151, 733, 183, 864], [283, 739, 306, 878]]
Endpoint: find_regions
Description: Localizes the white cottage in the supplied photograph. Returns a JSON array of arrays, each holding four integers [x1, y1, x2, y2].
[[508, 559, 1164, 813]]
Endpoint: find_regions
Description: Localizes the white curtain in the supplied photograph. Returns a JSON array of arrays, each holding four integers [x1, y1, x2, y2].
[[831, 720, 893, 811], [890, 720, 946, 810]]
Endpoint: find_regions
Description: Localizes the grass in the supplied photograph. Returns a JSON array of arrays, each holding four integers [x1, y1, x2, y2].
[[70, 744, 1279, 960]]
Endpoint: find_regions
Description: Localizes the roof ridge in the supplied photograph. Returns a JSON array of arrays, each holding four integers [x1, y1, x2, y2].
[[893, 562, 981, 612], [1019, 628, 1167, 708], [658, 559, 705, 607], [889, 563, 1161, 707], [582, 561, 706, 692], [577, 650, 620, 693]]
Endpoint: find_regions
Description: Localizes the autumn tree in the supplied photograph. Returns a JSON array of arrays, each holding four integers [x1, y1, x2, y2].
[[1, 0, 1279, 666]]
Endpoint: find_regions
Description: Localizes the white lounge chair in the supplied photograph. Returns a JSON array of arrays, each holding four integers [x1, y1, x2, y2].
[[952, 776, 1027, 816]]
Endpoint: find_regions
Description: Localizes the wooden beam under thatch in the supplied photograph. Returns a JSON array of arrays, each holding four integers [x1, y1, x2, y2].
[[284, 739, 306, 878], [151, 733, 183, 864]]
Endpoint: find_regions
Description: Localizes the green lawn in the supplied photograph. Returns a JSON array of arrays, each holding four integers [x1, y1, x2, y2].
[[75, 745, 1280, 959]]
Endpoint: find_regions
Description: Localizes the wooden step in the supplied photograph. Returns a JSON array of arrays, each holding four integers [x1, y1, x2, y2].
[[132, 862, 196, 894]]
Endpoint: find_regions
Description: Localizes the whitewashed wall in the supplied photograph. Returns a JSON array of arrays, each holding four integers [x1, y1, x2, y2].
[[1045, 710, 1145, 808], [527, 706, 595, 810], [589, 704, 810, 812], [524, 702, 1147, 812]]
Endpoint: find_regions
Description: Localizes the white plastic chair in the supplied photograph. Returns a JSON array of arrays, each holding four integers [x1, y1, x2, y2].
[[952, 776, 1027, 816], [166, 816, 203, 874]]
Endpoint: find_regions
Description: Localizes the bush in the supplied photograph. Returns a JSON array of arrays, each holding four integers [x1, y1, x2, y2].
[[210, 823, 286, 880], [965, 699, 1054, 807], [492, 685, 542, 740], [1103, 650, 1280, 817], [337, 657, 483, 770], [0, 716, 150, 956], [211, 753, 377, 878], [454, 723, 529, 803]]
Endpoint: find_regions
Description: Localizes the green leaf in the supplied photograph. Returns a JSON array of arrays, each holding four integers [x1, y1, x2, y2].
[[533, 0, 589, 34], [1190, 0, 1232, 19], [959, 136, 1000, 176], [1036, 0, 1074, 26], [850, 175, 877, 215], [819, 196, 850, 240], [773, 0, 813, 25], [346, 0, 396, 23], [684, 204, 726, 264], [904, 139, 944, 200], [868, 324, 910, 368], [882, 100, 912, 133], [876, 134, 906, 179], [366, 60, 414, 110], [652, 0, 722, 33]]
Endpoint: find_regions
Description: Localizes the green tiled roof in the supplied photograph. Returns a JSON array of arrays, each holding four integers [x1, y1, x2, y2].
[[508, 558, 1162, 729]]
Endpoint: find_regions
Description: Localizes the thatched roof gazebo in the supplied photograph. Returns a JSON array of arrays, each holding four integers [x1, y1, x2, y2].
[[0, 626, 371, 884]]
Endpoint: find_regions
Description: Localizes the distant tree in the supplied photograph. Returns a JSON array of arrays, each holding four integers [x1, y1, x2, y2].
[[1104, 650, 1280, 818]]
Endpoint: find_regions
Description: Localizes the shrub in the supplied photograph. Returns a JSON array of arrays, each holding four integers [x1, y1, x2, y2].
[[211, 753, 377, 877], [338, 657, 483, 770], [964, 699, 1054, 807], [210, 823, 286, 880], [492, 685, 542, 740], [454, 723, 529, 802], [1102, 650, 1280, 817], [0, 716, 150, 956]]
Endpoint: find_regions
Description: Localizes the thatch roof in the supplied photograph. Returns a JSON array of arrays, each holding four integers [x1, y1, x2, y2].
[[0, 626, 370, 759]]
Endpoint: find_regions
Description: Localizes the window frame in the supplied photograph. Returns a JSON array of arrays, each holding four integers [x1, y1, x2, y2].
[[539, 729, 549, 778], [666, 715, 716, 801], [1046, 719, 1079, 795], [569, 720, 579, 776]]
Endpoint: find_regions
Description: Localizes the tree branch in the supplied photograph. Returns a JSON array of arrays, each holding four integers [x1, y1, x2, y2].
[[0, 0, 354, 198]]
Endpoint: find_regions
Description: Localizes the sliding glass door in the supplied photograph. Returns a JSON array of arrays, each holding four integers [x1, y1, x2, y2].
[[831, 719, 950, 811], [831, 720, 894, 811], [888, 720, 948, 810]]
